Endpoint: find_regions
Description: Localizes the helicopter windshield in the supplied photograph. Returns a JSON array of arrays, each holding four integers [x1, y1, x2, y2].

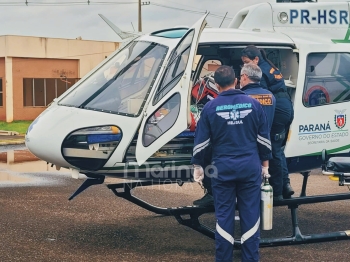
[[59, 41, 168, 117]]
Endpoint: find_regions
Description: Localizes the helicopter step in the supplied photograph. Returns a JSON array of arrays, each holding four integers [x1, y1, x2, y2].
[[103, 175, 350, 248]]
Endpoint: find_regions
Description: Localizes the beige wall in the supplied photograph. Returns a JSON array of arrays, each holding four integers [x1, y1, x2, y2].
[[0, 35, 120, 121], [12, 58, 79, 120], [1, 36, 119, 76]]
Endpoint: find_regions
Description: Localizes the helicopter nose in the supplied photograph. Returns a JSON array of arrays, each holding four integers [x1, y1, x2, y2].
[[25, 108, 70, 168]]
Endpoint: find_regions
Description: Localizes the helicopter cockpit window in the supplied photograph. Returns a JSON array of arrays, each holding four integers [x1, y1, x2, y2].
[[303, 53, 350, 107], [150, 28, 189, 38], [58, 41, 167, 117], [153, 30, 195, 105]]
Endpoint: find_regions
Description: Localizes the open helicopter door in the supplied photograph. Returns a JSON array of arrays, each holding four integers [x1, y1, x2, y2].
[[285, 44, 350, 158], [135, 14, 208, 165]]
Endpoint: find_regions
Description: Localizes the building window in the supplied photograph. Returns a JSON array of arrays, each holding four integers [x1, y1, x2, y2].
[[0, 79, 3, 106], [23, 78, 79, 107], [303, 53, 350, 107]]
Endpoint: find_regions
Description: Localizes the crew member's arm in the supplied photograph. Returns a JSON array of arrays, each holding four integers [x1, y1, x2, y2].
[[191, 106, 211, 167], [257, 105, 272, 162], [271, 94, 276, 125], [260, 74, 268, 89]]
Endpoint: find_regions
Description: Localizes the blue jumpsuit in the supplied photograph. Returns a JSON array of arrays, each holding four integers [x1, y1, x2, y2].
[[241, 82, 276, 131], [191, 89, 271, 262], [258, 60, 294, 196]]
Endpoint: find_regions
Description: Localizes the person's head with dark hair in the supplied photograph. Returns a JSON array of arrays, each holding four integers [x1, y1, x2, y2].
[[241, 45, 278, 70], [213, 65, 237, 92], [241, 45, 262, 65]]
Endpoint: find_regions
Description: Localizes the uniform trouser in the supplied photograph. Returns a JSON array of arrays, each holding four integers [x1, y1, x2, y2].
[[269, 138, 288, 196], [212, 176, 261, 262], [269, 97, 294, 196], [202, 172, 212, 194], [281, 147, 290, 186], [202, 147, 213, 195]]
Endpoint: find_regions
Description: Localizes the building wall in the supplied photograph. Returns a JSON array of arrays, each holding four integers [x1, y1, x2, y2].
[[1, 36, 119, 76], [0, 58, 5, 120], [0, 35, 119, 121], [12, 58, 78, 120]]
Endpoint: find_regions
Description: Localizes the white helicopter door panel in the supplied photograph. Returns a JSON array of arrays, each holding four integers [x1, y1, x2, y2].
[[135, 14, 208, 165], [285, 44, 350, 158]]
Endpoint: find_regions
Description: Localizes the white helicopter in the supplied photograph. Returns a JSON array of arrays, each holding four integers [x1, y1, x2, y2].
[[25, 0, 350, 247]]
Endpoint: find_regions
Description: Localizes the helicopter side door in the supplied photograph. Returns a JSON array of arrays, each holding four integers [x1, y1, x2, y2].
[[285, 44, 350, 158], [135, 14, 208, 165]]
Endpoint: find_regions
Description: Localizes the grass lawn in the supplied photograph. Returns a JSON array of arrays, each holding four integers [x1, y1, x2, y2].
[[0, 121, 32, 135]]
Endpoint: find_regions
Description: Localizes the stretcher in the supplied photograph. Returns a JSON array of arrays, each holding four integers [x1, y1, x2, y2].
[[322, 150, 350, 187]]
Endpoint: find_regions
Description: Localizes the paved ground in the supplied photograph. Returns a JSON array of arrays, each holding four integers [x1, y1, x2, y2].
[[0, 145, 350, 261]]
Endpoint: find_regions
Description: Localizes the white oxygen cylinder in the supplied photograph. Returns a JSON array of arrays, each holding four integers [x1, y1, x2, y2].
[[261, 174, 273, 230]]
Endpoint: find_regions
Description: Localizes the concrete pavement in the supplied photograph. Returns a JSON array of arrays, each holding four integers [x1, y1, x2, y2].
[[1, 142, 349, 261], [1, 168, 350, 262]]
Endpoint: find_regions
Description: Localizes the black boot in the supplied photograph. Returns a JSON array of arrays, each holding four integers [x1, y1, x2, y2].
[[283, 183, 294, 199], [273, 195, 283, 202], [193, 189, 214, 207]]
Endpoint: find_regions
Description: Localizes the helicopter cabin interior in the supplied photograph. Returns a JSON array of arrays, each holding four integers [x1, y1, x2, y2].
[[191, 44, 299, 114]]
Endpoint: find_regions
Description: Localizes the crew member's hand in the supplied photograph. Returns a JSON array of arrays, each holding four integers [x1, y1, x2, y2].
[[261, 166, 269, 176], [193, 165, 204, 183]]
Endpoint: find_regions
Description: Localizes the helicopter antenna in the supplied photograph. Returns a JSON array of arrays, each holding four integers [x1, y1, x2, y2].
[[219, 12, 228, 28]]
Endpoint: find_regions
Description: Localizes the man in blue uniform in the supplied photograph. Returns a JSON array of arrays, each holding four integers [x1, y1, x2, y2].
[[240, 63, 276, 137], [191, 65, 271, 262], [241, 45, 294, 200], [192, 63, 276, 206]]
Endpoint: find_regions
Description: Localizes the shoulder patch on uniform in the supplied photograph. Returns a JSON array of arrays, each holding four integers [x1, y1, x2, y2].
[[249, 94, 273, 106], [274, 74, 283, 80]]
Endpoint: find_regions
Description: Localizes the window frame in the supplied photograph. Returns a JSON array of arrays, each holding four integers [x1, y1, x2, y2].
[[0, 78, 3, 107], [302, 52, 350, 108]]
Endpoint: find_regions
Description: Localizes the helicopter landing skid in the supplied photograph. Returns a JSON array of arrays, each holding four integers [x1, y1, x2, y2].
[[106, 175, 350, 248], [107, 181, 215, 239]]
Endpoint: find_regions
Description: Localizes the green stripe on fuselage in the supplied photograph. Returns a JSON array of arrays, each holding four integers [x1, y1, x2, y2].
[[303, 144, 350, 156]]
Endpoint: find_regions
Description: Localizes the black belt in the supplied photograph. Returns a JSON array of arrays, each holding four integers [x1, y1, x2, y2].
[[272, 132, 285, 142], [274, 91, 290, 99]]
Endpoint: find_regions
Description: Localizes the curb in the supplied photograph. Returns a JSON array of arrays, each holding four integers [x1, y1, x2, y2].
[[0, 139, 25, 145], [0, 130, 20, 136]]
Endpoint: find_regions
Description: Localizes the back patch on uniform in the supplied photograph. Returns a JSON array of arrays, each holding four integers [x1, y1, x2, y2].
[[250, 94, 273, 106], [216, 109, 252, 125]]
